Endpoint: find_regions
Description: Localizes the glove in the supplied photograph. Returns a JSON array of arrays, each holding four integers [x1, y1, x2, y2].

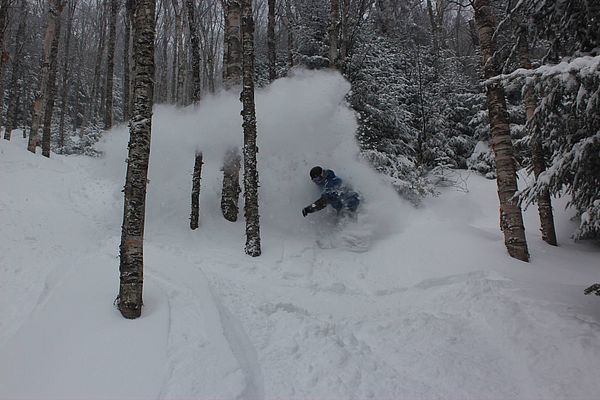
[[302, 205, 314, 217]]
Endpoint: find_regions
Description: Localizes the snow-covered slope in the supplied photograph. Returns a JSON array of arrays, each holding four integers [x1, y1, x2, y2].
[[1, 70, 599, 399]]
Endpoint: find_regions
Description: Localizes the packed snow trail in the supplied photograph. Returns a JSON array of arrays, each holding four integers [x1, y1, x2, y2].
[[1, 70, 600, 399]]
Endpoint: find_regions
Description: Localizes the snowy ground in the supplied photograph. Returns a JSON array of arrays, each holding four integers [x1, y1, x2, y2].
[[1, 71, 599, 399]]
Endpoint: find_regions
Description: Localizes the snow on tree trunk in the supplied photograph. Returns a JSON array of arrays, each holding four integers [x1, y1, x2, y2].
[[104, 0, 118, 130], [223, 0, 242, 90], [190, 151, 203, 229], [267, 0, 276, 81], [186, 0, 201, 103], [118, 0, 156, 319], [221, 147, 241, 222], [241, 0, 261, 257], [474, 0, 529, 262], [518, 27, 557, 247], [28, 0, 63, 154], [41, 6, 63, 158], [328, 0, 339, 68]]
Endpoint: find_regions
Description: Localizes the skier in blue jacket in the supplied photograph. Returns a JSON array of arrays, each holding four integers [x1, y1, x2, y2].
[[302, 166, 360, 217]]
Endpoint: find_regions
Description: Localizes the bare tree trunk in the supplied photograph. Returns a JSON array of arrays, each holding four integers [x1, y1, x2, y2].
[[171, 0, 180, 102], [28, 0, 63, 154], [185, 0, 201, 103], [474, 0, 529, 262], [123, 0, 133, 120], [42, 5, 63, 158], [221, 147, 241, 221], [0, 0, 10, 133], [190, 151, 203, 229], [267, 0, 276, 81], [518, 26, 557, 246], [328, 0, 339, 68], [118, 0, 156, 319], [338, 0, 349, 70], [87, 1, 107, 128], [223, 0, 242, 90], [426, 0, 439, 56], [241, 0, 261, 257], [284, 0, 294, 68], [58, 0, 76, 149], [4, 0, 27, 141], [104, 0, 119, 129]]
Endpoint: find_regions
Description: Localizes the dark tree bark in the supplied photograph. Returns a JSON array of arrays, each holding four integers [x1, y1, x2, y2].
[[118, 0, 156, 319], [283, 0, 294, 68], [221, 147, 241, 221], [328, 0, 339, 68], [190, 151, 203, 229], [104, 0, 119, 129], [58, 0, 77, 149], [241, 0, 261, 256], [0, 0, 10, 132], [474, 0, 529, 262], [170, 0, 180, 102], [123, 0, 133, 120], [28, 0, 63, 154], [4, 0, 27, 141], [185, 0, 201, 103], [42, 4, 63, 158], [518, 26, 557, 246], [267, 0, 276, 81], [223, 0, 242, 90]]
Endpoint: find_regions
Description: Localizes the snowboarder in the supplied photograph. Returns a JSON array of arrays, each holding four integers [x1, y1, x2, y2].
[[302, 166, 360, 217]]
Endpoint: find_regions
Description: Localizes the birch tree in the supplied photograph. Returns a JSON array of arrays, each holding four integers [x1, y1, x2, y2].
[[473, 0, 529, 262], [221, 0, 242, 222], [186, 0, 201, 102], [118, 0, 156, 319], [241, 0, 261, 256], [517, 26, 557, 246], [104, 0, 119, 129], [28, 0, 64, 155]]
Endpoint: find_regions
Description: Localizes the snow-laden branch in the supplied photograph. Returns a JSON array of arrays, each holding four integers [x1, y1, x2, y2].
[[482, 55, 600, 86]]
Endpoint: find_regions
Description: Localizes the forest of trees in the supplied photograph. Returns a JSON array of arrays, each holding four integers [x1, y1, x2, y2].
[[0, 0, 598, 314]]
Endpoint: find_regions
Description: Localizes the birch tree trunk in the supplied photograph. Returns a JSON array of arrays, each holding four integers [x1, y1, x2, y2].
[[221, 147, 241, 221], [223, 0, 242, 90], [283, 0, 294, 69], [41, 5, 63, 158], [0, 0, 10, 133], [4, 0, 27, 141], [118, 0, 156, 319], [185, 0, 201, 103], [170, 0, 180, 102], [267, 0, 276, 81], [28, 0, 63, 154], [190, 151, 203, 229], [58, 0, 76, 149], [123, 0, 133, 120], [220, 0, 243, 223], [104, 0, 119, 129], [241, 0, 261, 257], [518, 27, 557, 246], [328, 0, 339, 68], [474, 0, 529, 262]]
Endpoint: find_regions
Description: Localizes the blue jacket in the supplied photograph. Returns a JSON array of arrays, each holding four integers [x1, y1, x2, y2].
[[313, 169, 360, 212]]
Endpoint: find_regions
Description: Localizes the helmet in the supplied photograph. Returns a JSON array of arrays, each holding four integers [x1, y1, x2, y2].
[[310, 166, 323, 180]]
